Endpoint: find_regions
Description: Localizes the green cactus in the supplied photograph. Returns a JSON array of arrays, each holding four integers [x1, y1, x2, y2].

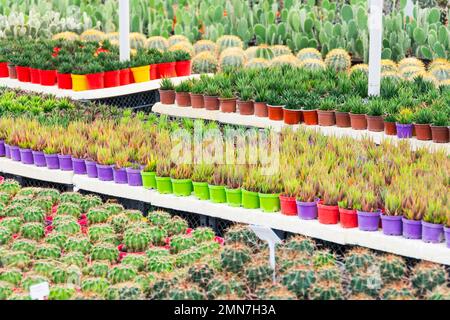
[[220, 243, 251, 273], [90, 243, 119, 263], [35, 244, 61, 260], [148, 210, 172, 226], [426, 285, 450, 300], [123, 227, 151, 253], [145, 247, 170, 259], [48, 284, 77, 300], [0, 226, 12, 245], [83, 261, 111, 278], [192, 227, 215, 243], [105, 282, 144, 300], [244, 258, 273, 288], [188, 263, 215, 288], [2, 251, 31, 269], [349, 268, 382, 297], [224, 224, 260, 249], [282, 265, 316, 298], [60, 192, 84, 205], [245, 58, 269, 69], [65, 236, 92, 255], [284, 235, 316, 256], [297, 48, 322, 62], [194, 40, 216, 55], [219, 48, 246, 70], [108, 265, 138, 284], [87, 207, 110, 225], [53, 216, 81, 235], [146, 256, 175, 273], [121, 254, 147, 272], [37, 189, 60, 203], [61, 251, 86, 268], [309, 281, 345, 300], [164, 216, 188, 236], [87, 224, 115, 243], [313, 250, 336, 268], [31, 197, 53, 214], [0, 268, 22, 286], [11, 239, 37, 255], [0, 217, 21, 234], [170, 234, 196, 254], [168, 281, 205, 300], [316, 265, 342, 283], [411, 261, 447, 295], [21, 274, 49, 291], [168, 35, 190, 47], [192, 52, 218, 73], [81, 277, 110, 295], [257, 284, 297, 300], [4, 204, 25, 218], [22, 206, 45, 223], [146, 36, 169, 51], [0, 281, 13, 300], [45, 232, 68, 248], [33, 260, 59, 278], [102, 203, 124, 216], [378, 254, 407, 283], [0, 179, 21, 195], [80, 195, 103, 213], [325, 48, 351, 72], [380, 281, 415, 300], [20, 222, 44, 240], [216, 35, 243, 54], [10, 196, 32, 207], [344, 248, 375, 272], [0, 192, 10, 206], [56, 202, 82, 219], [122, 210, 144, 222], [175, 248, 203, 267], [110, 213, 130, 234]]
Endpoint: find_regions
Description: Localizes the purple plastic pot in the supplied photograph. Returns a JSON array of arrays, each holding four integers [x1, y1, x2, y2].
[[19, 148, 33, 165], [421, 221, 444, 243], [357, 211, 380, 231], [396, 123, 413, 139], [72, 158, 87, 175], [97, 164, 114, 181], [0, 140, 5, 157], [113, 167, 128, 184], [85, 160, 98, 178], [58, 154, 73, 171], [126, 167, 143, 186], [10, 146, 21, 162], [445, 227, 450, 248], [402, 217, 422, 239], [5, 144, 10, 158], [296, 200, 318, 220], [381, 214, 402, 236], [44, 153, 60, 169], [32, 151, 46, 167]]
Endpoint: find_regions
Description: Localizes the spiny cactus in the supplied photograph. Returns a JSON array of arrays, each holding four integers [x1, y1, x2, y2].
[[350, 63, 369, 75], [169, 42, 195, 57], [271, 45, 292, 57], [299, 58, 326, 71], [245, 58, 269, 69], [4, 204, 25, 218], [0, 179, 21, 195], [130, 32, 146, 49], [170, 234, 196, 254], [11, 239, 37, 255], [148, 210, 171, 226], [62, 251, 86, 268], [188, 263, 215, 288], [87, 207, 110, 225], [313, 250, 336, 268], [108, 265, 138, 284], [22, 206, 45, 223], [122, 209, 143, 222], [206, 274, 245, 299], [349, 268, 382, 297], [284, 235, 316, 256], [219, 48, 246, 70], [225, 224, 260, 248], [168, 35, 190, 47], [168, 281, 205, 300], [282, 264, 316, 298], [0, 268, 22, 286], [33, 260, 59, 278], [426, 285, 450, 300], [0, 281, 13, 300], [197, 241, 221, 256], [48, 284, 77, 300], [56, 202, 81, 219], [410, 261, 447, 295], [2, 251, 31, 269], [53, 217, 80, 235], [83, 261, 110, 278], [164, 216, 188, 236], [109, 213, 130, 234], [60, 192, 84, 205], [344, 247, 375, 272], [31, 197, 53, 214], [245, 258, 273, 288], [378, 254, 407, 283], [21, 273, 49, 291], [106, 282, 144, 300], [80, 195, 103, 212], [17, 187, 40, 197], [297, 48, 322, 62], [192, 227, 215, 243], [20, 222, 44, 240], [123, 228, 151, 253], [262, 284, 297, 300], [194, 40, 216, 55], [175, 248, 202, 267], [146, 256, 175, 273], [216, 35, 243, 54], [401, 66, 426, 81], [35, 244, 61, 259], [270, 54, 299, 67], [220, 243, 251, 273], [0, 226, 11, 245], [145, 273, 179, 299], [146, 36, 169, 51], [316, 265, 342, 282], [90, 243, 119, 263], [80, 29, 106, 42], [309, 281, 345, 300], [87, 224, 115, 243], [102, 203, 124, 216], [52, 32, 80, 41], [121, 254, 147, 272], [0, 217, 21, 234], [81, 277, 110, 295], [325, 49, 351, 72], [192, 51, 218, 74], [145, 247, 170, 259], [398, 57, 425, 71], [429, 64, 450, 81], [278, 250, 312, 273], [380, 281, 415, 300], [37, 189, 60, 204], [45, 232, 68, 248], [0, 192, 10, 206], [11, 196, 32, 207], [65, 236, 92, 255], [381, 59, 398, 72]]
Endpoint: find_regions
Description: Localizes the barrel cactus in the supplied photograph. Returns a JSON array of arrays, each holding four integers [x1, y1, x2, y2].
[[80, 195, 103, 212], [123, 228, 151, 252], [325, 49, 351, 72], [398, 57, 425, 71], [146, 36, 169, 51], [260, 284, 297, 300], [282, 264, 316, 298], [80, 29, 106, 42], [11, 196, 32, 207], [244, 258, 273, 288], [175, 248, 202, 267], [48, 284, 77, 300], [284, 235, 316, 256], [4, 204, 24, 218], [164, 216, 188, 236], [2, 251, 31, 269], [45, 232, 68, 248], [20, 222, 44, 240], [108, 265, 138, 284], [192, 227, 215, 243], [37, 189, 60, 203], [61, 251, 86, 268], [65, 236, 92, 254], [81, 277, 110, 295], [194, 40, 216, 55], [168, 35, 190, 47], [313, 250, 337, 268], [206, 274, 245, 299], [0, 268, 22, 286], [0, 179, 21, 195], [350, 63, 369, 75], [170, 234, 196, 254], [269, 54, 299, 68], [0, 281, 13, 300], [192, 52, 218, 73], [169, 42, 194, 57], [106, 282, 144, 300], [60, 192, 84, 205], [216, 35, 243, 54], [381, 59, 398, 72], [349, 268, 382, 297], [33, 260, 59, 278], [188, 263, 215, 288], [11, 239, 37, 255], [316, 265, 342, 282], [220, 243, 251, 273], [122, 209, 143, 222], [426, 285, 450, 300], [22, 206, 45, 223], [309, 281, 345, 300], [344, 248, 375, 272], [168, 281, 205, 300], [224, 224, 260, 249], [378, 254, 407, 283], [219, 48, 246, 70], [411, 261, 447, 295], [90, 243, 119, 263], [245, 58, 269, 69], [102, 203, 124, 216], [145, 247, 170, 259], [271, 45, 292, 57], [401, 66, 426, 81], [110, 213, 130, 234], [21, 273, 49, 291], [87, 224, 115, 243], [148, 210, 171, 226], [87, 207, 110, 225], [130, 32, 146, 49], [0, 192, 10, 205], [53, 217, 80, 235], [83, 261, 110, 278], [121, 254, 147, 272], [52, 31, 80, 41], [380, 281, 415, 300], [0, 217, 22, 234], [34, 244, 61, 259], [106, 32, 119, 42], [296, 48, 322, 62], [146, 256, 175, 273], [31, 197, 52, 214], [56, 202, 81, 219], [429, 64, 450, 81]]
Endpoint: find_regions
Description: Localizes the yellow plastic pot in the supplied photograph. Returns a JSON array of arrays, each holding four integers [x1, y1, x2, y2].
[[131, 65, 150, 83], [71, 74, 88, 91]]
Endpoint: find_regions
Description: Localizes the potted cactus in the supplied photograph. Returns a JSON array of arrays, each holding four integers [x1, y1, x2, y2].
[[155, 159, 173, 194], [356, 190, 381, 231], [296, 177, 318, 220], [279, 178, 298, 216], [381, 192, 403, 236], [396, 108, 414, 139], [173, 50, 192, 77], [175, 80, 192, 107], [170, 164, 193, 197], [237, 85, 254, 116], [430, 111, 449, 143], [413, 108, 433, 141], [241, 168, 260, 209], [338, 186, 360, 228], [96, 147, 114, 181], [422, 200, 445, 243], [282, 92, 301, 125], [258, 173, 282, 213], [112, 150, 130, 184], [219, 88, 237, 113], [224, 165, 244, 207], [158, 78, 176, 105], [317, 179, 342, 225], [365, 98, 385, 132], [191, 163, 214, 200], [208, 165, 227, 204], [317, 97, 336, 127], [349, 97, 367, 130]]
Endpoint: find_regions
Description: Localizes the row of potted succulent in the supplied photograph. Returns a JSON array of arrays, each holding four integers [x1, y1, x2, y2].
[[0, 39, 192, 91], [158, 66, 450, 143], [0, 113, 448, 248]]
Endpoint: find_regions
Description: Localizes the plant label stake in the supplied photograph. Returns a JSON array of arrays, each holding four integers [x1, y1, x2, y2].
[[250, 225, 282, 282], [29, 282, 49, 300], [404, 0, 414, 19], [119, 0, 130, 62], [368, 0, 383, 96]]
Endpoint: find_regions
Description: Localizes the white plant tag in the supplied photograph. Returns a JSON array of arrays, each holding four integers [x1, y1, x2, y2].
[[29, 282, 49, 300], [250, 225, 282, 282]]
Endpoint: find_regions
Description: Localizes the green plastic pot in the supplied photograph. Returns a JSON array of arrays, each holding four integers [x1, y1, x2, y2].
[[259, 193, 281, 212], [193, 181, 210, 200], [242, 189, 260, 209], [141, 171, 157, 189], [171, 178, 193, 197], [155, 176, 172, 194], [208, 185, 226, 203], [225, 188, 242, 207]]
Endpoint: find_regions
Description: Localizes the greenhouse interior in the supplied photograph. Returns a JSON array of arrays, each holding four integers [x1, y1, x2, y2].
[[0, 0, 448, 304]]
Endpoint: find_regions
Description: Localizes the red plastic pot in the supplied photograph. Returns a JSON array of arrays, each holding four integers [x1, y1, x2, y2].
[[317, 203, 339, 224], [120, 68, 132, 86], [39, 69, 57, 86], [16, 66, 31, 82], [30, 68, 41, 84], [86, 72, 105, 90], [150, 64, 159, 80], [339, 207, 358, 228], [159, 62, 177, 78], [175, 60, 192, 77], [57, 73, 72, 89], [0, 62, 8, 78], [302, 110, 318, 125], [104, 70, 120, 88], [267, 105, 284, 121], [280, 195, 297, 216]]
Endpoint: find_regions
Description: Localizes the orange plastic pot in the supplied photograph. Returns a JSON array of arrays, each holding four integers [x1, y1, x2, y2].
[[317, 203, 339, 224], [384, 121, 397, 135], [204, 95, 220, 110], [414, 123, 432, 141], [350, 113, 367, 130], [283, 108, 301, 125], [219, 98, 237, 113], [302, 110, 318, 125], [267, 105, 283, 121], [339, 207, 358, 228], [190, 93, 204, 108]]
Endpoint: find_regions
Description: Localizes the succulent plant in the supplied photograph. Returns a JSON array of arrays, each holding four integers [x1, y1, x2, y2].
[[325, 49, 351, 72], [224, 224, 260, 249], [0, 217, 21, 234], [164, 216, 188, 236], [60, 192, 84, 205], [2, 250, 31, 270], [192, 51, 218, 74], [170, 234, 196, 254], [309, 281, 345, 300], [56, 202, 82, 219], [220, 243, 251, 273], [0, 268, 22, 286], [349, 268, 382, 297], [244, 258, 273, 288], [81, 277, 110, 295], [65, 236, 92, 255], [344, 248, 375, 272], [90, 243, 119, 263], [426, 285, 450, 300], [282, 265, 316, 298], [87, 207, 110, 225], [410, 262, 447, 295], [83, 261, 111, 278], [34, 244, 61, 259], [147, 256, 175, 273], [123, 228, 151, 253], [87, 224, 115, 243], [108, 265, 138, 284], [20, 222, 44, 240], [380, 281, 415, 300], [10, 239, 36, 255], [45, 232, 68, 248], [378, 254, 407, 283], [22, 206, 45, 223], [168, 281, 205, 300], [48, 284, 77, 300], [61, 251, 86, 268], [121, 254, 147, 272], [146, 36, 169, 51], [80, 195, 103, 212], [0, 281, 13, 300]]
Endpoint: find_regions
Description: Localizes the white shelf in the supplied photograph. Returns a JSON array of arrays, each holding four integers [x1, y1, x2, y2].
[[153, 103, 450, 154], [0, 157, 73, 185], [0, 75, 201, 100]]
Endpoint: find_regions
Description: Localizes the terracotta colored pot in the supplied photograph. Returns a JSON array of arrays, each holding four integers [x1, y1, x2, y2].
[[302, 110, 318, 125], [267, 105, 284, 121], [366, 115, 384, 132], [335, 111, 351, 127], [384, 121, 397, 135], [237, 100, 254, 115], [414, 123, 432, 141], [283, 108, 301, 125], [317, 110, 336, 126], [254, 102, 268, 117], [349, 113, 367, 130], [204, 95, 220, 110], [430, 126, 449, 143], [219, 98, 237, 113], [158, 89, 175, 105], [190, 93, 204, 108], [175, 92, 191, 107]]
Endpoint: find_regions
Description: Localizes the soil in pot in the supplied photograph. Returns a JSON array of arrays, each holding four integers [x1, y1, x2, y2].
[[190, 93, 204, 108], [350, 113, 367, 130], [283, 108, 301, 125], [318, 110, 336, 126], [414, 124, 432, 141], [254, 102, 268, 117], [219, 98, 237, 113], [366, 115, 384, 132], [430, 126, 449, 143], [267, 105, 284, 121], [204, 96, 220, 110], [317, 203, 339, 224], [175, 92, 191, 107], [335, 112, 351, 128], [302, 110, 318, 125], [159, 89, 176, 105], [238, 100, 254, 116]]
